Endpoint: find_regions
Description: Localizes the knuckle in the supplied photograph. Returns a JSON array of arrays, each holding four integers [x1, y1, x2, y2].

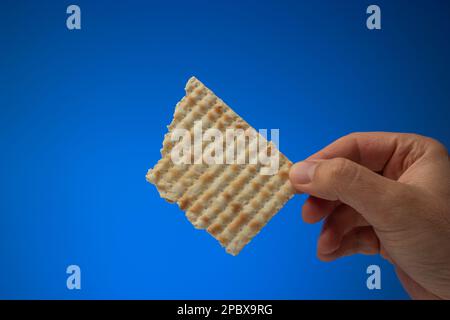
[[318, 158, 366, 204], [427, 138, 448, 156], [403, 132, 426, 141], [325, 158, 355, 182], [347, 132, 363, 138], [339, 132, 361, 143], [406, 134, 447, 156]]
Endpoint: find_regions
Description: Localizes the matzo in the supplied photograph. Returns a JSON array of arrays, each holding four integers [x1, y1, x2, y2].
[[146, 77, 295, 255]]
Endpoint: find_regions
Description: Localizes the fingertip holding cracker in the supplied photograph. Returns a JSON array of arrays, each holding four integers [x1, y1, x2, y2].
[[146, 77, 295, 255]]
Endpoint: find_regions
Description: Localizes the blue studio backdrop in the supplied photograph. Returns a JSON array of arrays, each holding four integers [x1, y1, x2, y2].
[[0, 0, 449, 299]]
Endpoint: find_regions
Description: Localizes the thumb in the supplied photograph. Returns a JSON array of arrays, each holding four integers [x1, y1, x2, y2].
[[289, 158, 410, 228]]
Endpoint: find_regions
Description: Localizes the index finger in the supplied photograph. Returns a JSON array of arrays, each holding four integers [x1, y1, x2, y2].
[[306, 132, 424, 174]]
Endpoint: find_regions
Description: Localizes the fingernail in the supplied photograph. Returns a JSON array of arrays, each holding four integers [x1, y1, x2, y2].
[[290, 161, 317, 184]]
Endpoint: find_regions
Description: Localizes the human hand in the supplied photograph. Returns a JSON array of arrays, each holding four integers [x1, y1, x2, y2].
[[289, 132, 450, 300]]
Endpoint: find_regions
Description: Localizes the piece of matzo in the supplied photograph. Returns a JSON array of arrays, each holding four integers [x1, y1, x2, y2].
[[146, 77, 295, 255]]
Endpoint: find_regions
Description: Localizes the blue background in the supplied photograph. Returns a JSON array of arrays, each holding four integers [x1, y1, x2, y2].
[[1, 0, 449, 299]]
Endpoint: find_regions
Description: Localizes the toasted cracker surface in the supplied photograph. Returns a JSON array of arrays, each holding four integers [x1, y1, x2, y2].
[[146, 77, 295, 255]]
